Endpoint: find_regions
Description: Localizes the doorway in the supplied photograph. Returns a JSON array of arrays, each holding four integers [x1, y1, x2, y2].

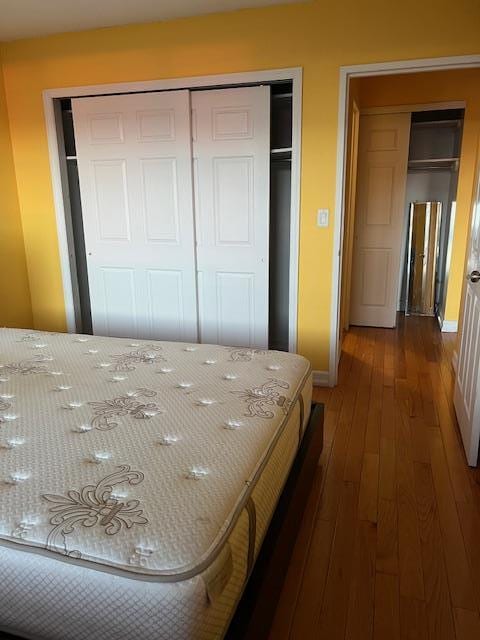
[[345, 106, 463, 333], [330, 56, 480, 387]]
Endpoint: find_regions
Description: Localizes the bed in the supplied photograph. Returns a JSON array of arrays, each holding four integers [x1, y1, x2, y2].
[[0, 328, 314, 640]]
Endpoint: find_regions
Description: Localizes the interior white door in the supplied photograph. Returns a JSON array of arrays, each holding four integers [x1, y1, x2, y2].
[[454, 161, 480, 466], [191, 86, 270, 348], [72, 91, 198, 341], [350, 113, 410, 327]]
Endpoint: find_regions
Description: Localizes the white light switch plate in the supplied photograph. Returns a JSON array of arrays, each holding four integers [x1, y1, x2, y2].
[[317, 209, 329, 228]]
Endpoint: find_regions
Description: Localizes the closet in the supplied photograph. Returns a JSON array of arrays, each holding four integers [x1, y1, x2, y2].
[[59, 82, 294, 350], [401, 109, 463, 320]]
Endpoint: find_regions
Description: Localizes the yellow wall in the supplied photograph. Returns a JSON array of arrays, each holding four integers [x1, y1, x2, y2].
[[1, 1, 480, 370], [357, 69, 480, 325], [0, 47, 32, 328]]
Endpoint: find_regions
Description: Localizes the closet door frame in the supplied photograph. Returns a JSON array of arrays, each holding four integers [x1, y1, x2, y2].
[[44, 67, 302, 352]]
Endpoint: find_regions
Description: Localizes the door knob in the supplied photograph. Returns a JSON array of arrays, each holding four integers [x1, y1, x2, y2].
[[470, 270, 480, 283]]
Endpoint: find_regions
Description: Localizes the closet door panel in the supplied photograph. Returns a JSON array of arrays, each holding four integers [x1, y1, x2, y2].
[[145, 269, 185, 341], [92, 160, 130, 240], [72, 91, 198, 342], [192, 86, 270, 348], [216, 271, 255, 346], [141, 157, 180, 242], [98, 267, 138, 337], [213, 156, 253, 244]]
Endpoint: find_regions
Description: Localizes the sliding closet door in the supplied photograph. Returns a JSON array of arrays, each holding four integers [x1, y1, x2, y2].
[[192, 87, 270, 348], [72, 91, 198, 341]]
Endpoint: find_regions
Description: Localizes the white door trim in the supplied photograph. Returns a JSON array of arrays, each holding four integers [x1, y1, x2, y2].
[[330, 54, 480, 386], [43, 67, 302, 352]]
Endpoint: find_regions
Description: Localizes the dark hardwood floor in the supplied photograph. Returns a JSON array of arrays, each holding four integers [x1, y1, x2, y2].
[[269, 315, 480, 640]]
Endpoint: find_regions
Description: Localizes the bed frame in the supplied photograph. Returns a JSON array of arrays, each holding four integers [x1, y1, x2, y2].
[[226, 402, 325, 639], [3, 403, 324, 640]]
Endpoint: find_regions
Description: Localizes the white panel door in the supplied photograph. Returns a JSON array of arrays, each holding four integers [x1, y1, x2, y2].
[[454, 161, 480, 466], [191, 87, 270, 348], [350, 113, 410, 327], [72, 91, 198, 341]]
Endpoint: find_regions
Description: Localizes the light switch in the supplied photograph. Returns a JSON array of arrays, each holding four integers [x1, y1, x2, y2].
[[317, 209, 329, 228]]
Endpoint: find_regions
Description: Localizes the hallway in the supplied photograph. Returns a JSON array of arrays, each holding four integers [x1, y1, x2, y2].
[[269, 316, 480, 640]]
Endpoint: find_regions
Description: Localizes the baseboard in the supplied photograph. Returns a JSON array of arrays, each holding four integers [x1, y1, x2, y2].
[[452, 350, 459, 373], [441, 320, 458, 333], [313, 370, 330, 387]]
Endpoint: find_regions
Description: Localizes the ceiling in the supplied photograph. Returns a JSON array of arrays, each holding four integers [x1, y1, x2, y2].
[[0, 0, 303, 41]]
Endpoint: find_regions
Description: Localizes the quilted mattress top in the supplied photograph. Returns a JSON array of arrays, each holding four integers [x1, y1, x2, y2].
[[0, 329, 310, 580]]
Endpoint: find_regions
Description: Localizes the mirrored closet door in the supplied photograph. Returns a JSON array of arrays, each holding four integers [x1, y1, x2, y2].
[[405, 201, 441, 316]]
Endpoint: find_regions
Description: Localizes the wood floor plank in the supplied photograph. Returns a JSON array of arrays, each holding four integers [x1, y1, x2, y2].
[[394, 323, 407, 379], [418, 372, 439, 427], [288, 518, 336, 639], [345, 520, 377, 640], [365, 330, 385, 454], [338, 330, 359, 381], [268, 466, 325, 640], [414, 461, 456, 640], [379, 435, 396, 501], [321, 385, 344, 449], [313, 386, 332, 405], [429, 361, 474, 505], [343, 333, 375, 483], [374, 572, 400, 640], [358, 452, 379, 523], [384, 328, 395, 388], [420, 318, 439, 365], [395, 406, 425, 600], [316, 481, 360, 640], [454, 608, 480, 640], [428, 429, 476, 611], [376, 498, 399, 575], [457, 500, 480, 614], [381, 385, 396, 440], [409, 415, 431, 465], [397, 497, 425, 601], [402, 332, 424, 419], [395, 377, 415, 419], [316, 334, 365, 522], [399, 596, 429, 640]]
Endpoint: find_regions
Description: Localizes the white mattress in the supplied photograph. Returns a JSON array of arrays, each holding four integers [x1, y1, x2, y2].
[[0, 329, 312, 640]]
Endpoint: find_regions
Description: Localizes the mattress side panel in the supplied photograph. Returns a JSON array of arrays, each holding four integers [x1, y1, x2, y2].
[[0, 379, 313, 640], [0, 512, 250, 640], [206, 375, 313, 638]]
